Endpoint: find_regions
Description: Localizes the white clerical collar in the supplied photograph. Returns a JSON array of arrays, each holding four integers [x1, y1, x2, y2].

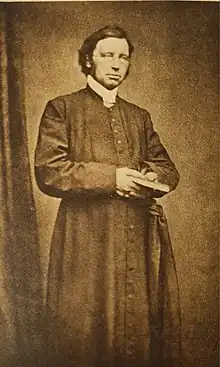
[[87, 75, 118, 108]]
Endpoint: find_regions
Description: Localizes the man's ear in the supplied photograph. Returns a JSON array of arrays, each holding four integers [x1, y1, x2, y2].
[[85, 55, 91, 68]]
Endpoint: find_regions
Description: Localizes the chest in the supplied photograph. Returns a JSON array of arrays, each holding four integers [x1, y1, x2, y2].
[[67, 97, 147, 168]]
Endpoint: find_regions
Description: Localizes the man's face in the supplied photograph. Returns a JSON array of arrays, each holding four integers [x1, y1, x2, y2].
[[87, 37, 130, 90]]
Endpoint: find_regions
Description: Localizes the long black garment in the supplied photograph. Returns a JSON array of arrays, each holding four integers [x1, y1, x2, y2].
[[35, 86, 181, 366]]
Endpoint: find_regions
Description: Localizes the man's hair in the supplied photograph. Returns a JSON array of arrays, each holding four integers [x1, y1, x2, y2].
[[78, 25, 134, 75]]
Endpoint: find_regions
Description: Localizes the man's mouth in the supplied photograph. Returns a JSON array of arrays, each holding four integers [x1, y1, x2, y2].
[[107, 74, 120, 80]]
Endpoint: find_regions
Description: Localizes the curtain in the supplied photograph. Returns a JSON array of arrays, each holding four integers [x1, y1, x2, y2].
[[0, 4, 43, 366]]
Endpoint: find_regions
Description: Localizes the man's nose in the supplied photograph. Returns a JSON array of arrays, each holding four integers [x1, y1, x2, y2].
[[111, 57, 120, 70]]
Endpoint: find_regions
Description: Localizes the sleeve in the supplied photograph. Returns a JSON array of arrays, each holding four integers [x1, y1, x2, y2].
[[143, 112, 180, 197], [34, 98, 116, 198]]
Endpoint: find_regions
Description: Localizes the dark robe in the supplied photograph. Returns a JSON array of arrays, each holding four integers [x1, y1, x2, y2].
[[35, 86, 180, 367]]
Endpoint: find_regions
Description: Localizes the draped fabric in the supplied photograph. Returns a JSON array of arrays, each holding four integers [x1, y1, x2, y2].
[[0, 5, 43, 366], [147, 200, 182, 366]]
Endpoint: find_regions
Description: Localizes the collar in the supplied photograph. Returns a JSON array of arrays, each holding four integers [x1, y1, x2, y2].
[[87, 75, 118, 107]]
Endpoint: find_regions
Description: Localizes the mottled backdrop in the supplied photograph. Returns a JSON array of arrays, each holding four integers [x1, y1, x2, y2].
[[15, 2, 218, 366]]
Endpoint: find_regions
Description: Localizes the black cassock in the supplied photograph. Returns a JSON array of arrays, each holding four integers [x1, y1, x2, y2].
[[35, 86, 182, 367]]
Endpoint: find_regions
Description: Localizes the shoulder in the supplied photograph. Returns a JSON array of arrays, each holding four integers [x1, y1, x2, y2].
[[117, 96, 151, 119], [49, 88, 86, 106], [43, 88, 87, 118]]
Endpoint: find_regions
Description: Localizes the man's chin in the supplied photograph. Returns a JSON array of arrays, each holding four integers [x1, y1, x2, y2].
[[104, 80, 121, 89], [91, 77, 122, 90]]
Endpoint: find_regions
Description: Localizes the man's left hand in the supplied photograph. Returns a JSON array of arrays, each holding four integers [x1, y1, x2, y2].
[[116, 171, 158, 199]]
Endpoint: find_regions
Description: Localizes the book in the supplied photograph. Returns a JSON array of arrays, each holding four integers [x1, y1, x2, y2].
[[132, 177, 170, 193]]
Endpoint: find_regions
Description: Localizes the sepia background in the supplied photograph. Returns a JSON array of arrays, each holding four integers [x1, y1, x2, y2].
[[8, 2, 219, 366]]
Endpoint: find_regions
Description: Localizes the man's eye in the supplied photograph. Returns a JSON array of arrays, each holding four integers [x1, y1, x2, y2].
[[102, 53, 114, 58], [121, 55, 129, 62]]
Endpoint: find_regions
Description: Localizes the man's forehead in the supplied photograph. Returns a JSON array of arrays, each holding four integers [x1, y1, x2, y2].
[[94, 37, 129, 54]]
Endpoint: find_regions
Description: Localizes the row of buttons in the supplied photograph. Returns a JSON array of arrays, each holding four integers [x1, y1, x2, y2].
[[111, 117, 120, 135], [109, 108, 138, 358], [128, 224, 135, 277], [109, 106, 148, 359], [126, 221, 137, 357], [109, 113, 127, 155]]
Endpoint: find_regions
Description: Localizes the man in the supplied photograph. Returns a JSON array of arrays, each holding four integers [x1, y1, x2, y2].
[[35, 25, 181, 367]]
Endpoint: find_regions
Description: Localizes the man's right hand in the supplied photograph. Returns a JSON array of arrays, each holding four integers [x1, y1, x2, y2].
[[116, 167, 146, 198]]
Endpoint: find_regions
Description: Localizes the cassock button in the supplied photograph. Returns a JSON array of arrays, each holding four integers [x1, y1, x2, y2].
[[127, 294, 133, 300], [126, 344, 134, 356], [118, 146, 124, 153], [127, 280, 135, 294], [128, 280, 134, 285], [117, 139, 122, 144], [129, 224, 134, 230], [111, 118, 116, 122], [127, 308, 133, 315]]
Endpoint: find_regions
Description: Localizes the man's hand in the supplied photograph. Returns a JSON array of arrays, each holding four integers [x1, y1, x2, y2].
[[116, 167, 158, 199], [116, 167, 146, 198]]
